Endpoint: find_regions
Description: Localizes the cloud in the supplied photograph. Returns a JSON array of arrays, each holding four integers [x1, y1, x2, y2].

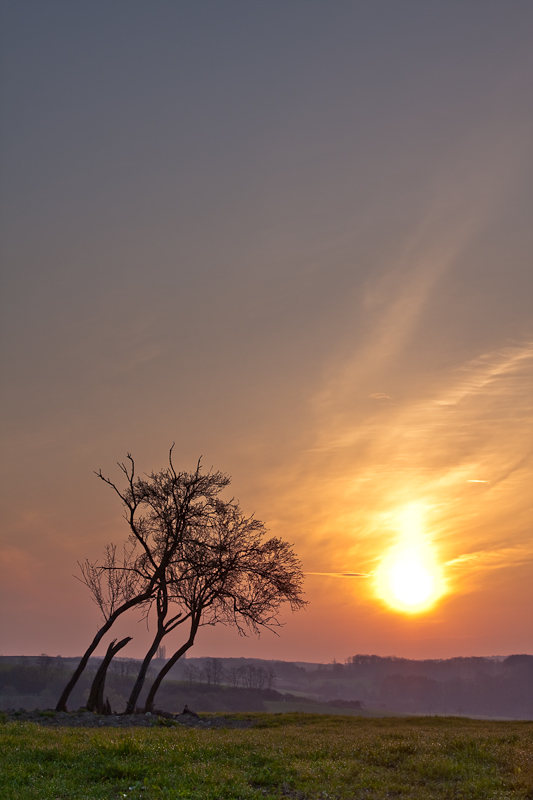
[[445, 547, 530, 568], [268, 339, 532, 603], [305, 572, 370, 578]]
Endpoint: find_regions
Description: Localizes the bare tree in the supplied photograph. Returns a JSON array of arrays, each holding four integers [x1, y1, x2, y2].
[[240, 664, 269, 690], [227, 665, 244, 688], [124, 580, 187, 713], [202, 658, 225, 688], [247, 665, 275, 690], [120, 490, 306, 713], [142, 502, 306, 711], [56, 449, 230, 712], [265, 666, 276, 691], [109, 657, 137, 688], [57, 448, 306, 714], [183, 663, 200, 685], [85, 636, 132, 713]]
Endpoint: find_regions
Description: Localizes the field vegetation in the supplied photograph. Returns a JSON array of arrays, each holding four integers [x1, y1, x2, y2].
[[1, 712, 532, 799]]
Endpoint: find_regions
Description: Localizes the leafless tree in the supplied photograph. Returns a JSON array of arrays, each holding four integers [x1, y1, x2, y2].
[[119, 493, 305, 712], [239, 664, 255, 689], [86, 636, 132, 713], [227, 665, 244, 688], [266, 667, 276, 691], [124, 579, 187, 713], [57, 448, 306, 714], [56, 449, 229, 712], [183, 663, 200, 685], [243, 665, 275, 690], [238, 664, 274, 690], [109, 657, 138, 688], [142, 502, 306, 711], [202, 658, 225, 688]]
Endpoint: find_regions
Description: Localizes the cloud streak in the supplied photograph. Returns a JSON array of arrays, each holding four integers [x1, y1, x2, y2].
[[305, 572, 370, 578], [265, 340, 532, 609]]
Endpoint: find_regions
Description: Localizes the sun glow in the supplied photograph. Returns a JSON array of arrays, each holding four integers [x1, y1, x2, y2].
[[375, 504, 445, 614]]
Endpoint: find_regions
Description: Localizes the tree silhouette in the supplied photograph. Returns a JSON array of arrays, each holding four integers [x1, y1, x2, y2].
[[142, 502, 306, 711], [56, 449, 229, 712], [56, 448, 306, 714]]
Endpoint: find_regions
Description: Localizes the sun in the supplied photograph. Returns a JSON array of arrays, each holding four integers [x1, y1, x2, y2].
[[376, 545, 442, 613], [374, 504, 445, 614]]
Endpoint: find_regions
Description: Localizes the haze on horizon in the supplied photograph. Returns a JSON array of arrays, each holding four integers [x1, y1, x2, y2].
[[0, 1, 532, 664]]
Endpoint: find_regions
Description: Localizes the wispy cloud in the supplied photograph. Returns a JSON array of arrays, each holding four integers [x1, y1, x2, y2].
[[305, 572, 370, 578], [265, 340, 532, 599]]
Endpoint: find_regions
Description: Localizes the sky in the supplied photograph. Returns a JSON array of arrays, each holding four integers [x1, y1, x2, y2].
[[1, 0, 532, 664]]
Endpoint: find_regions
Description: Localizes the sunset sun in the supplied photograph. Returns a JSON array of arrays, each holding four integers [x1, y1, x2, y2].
[[375, 505, 445, 614]]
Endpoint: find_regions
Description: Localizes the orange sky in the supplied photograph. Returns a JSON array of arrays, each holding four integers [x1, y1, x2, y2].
[[1, 1, 532, 662]]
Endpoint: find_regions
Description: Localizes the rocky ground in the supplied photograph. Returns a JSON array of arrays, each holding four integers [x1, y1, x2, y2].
[[1, 708, 255, 729]]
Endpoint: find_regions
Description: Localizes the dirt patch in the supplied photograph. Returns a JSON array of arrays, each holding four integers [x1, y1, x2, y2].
[[2, 708, 255, 729]]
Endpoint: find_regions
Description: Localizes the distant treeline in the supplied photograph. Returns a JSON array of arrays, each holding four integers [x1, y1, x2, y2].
[[1, 653, 531, 718], [305, 654, 533, 718], [342, 654, 529, 681]]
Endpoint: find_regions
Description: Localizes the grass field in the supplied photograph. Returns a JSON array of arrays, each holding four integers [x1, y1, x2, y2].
[[1, 713, 532, 799]]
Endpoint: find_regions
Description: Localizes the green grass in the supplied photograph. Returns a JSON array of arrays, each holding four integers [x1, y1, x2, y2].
[[1, 713, 532, 799]]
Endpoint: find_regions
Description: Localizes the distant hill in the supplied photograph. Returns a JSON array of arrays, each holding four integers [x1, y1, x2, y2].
[[1, 653, 531, 719]]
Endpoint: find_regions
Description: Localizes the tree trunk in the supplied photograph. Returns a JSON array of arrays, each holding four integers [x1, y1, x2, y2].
[[124, 632, 164, 714], [125, 582, 185, 713], [143, 616, 200, 712], [86, 636, 132, 713], [55, 591, 151, 712]]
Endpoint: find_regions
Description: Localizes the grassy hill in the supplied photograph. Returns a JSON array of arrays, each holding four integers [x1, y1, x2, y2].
[[1, 712, 531, 799]]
